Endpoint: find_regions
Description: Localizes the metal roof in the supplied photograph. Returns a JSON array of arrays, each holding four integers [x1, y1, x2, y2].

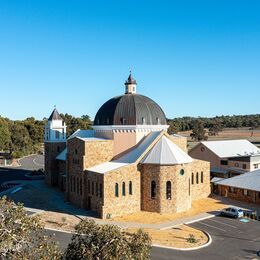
[[56, 148, 67, 161], [141, 135, 193, 165], [201, 139, 260, 158], [48, 108, 62, 121], [217, 169, 260, 192], [68, 129, 95, 140], [87, 131, 162, 174], [93, 94, 167, 126]]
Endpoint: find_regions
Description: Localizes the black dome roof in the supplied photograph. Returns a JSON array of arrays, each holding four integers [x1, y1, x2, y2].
[[94, 94, 167, 126]]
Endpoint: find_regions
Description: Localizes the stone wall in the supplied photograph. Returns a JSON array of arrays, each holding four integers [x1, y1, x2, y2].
[[168, 135, 188, 152], [102, 164, 141, 219], [190, 159, 211, 201], [44, 142, 66, 186], [66, 137, 113, 208], [141, 159, 210, 214], [141, 164, 191, 214], [218, 185, 260, 205]]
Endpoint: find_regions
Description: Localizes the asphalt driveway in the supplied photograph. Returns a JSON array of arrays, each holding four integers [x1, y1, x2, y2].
[[152, 216, 260, 260]]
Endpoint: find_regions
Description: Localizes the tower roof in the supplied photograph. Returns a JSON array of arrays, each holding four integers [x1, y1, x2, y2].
[[48, 108, 62, 121], [125, 72, 137, 85]]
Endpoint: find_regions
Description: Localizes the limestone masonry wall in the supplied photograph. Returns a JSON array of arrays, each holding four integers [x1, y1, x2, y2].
[[102, 164, 141, 219], [44, 142, 66, 186]]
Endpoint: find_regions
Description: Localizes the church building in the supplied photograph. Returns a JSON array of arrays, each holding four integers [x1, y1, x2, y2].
[[44, 73, 210, 219]]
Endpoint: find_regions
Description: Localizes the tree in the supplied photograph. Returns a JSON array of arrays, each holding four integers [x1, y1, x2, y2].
[[0, 196, 61, 259], [64, 219, 151, 260], [0, 118, 11, 151], [190, 120, 208, 141], [208, 120, 222, 136]]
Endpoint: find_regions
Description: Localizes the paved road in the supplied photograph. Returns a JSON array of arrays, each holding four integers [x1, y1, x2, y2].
[[0, 155, 44, 185], [46, 216, 260, 260]]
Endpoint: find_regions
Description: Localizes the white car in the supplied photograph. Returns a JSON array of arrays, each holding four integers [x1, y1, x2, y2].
[[220, 207, 244, 218]]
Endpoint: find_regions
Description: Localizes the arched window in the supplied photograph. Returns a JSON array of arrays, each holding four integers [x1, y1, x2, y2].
[[96, 183, 98, 196], [201, 172, 204, 183], [196, 172, 199, 184], [142, 117, 146, 125], [122, 182, 126, 196], [166, 181, 171, 200], [87, 180, 90, 194], [129, 181, 133, 195], [156, 117, 160, 125], [99, 184, 103, 198], [80, 179, 82, 195], [92, 181, 94, 195], [115, 183, 119, 197], [151, 181, 156, 199], [77, 178, 79, 194], [191, 173, 194, 184]]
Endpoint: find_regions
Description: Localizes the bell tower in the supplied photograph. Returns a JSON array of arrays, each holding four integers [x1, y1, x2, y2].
[[44, 108, 67, 186]]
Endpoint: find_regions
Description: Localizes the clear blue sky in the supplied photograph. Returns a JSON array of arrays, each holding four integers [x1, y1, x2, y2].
[[0, 0, 259, 120]]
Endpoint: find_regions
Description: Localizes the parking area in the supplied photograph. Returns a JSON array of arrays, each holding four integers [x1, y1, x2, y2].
[[152, 216, 260, 260]]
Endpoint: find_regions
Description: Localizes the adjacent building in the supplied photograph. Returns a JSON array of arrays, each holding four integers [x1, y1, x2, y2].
[[212, 169, 260, 205], [189, 140, 260, 178], [44, 73, 210, 219]]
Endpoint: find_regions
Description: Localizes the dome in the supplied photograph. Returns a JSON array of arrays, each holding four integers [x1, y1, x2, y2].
[[94, 93, 167, 126]]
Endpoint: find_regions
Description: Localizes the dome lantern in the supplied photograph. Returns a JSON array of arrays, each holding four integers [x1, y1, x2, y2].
[[125, 71, 137, 94]]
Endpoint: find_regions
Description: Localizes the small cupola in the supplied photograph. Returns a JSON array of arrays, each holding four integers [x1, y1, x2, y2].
[[125, 71, 137, 94], [45, 107, 66, 142]]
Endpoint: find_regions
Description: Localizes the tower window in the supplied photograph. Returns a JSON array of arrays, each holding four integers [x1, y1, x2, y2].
[[192, 173, 194, 184], [201, 172, 204, 183], [196, 172, 199, 184], [55, 131, 60, 139], [166, 181, 171, 200], [156, 117, 160, 125], [151, 181, 156, 199], [96, 183, 98, 196], [142, 117, 146, 124]]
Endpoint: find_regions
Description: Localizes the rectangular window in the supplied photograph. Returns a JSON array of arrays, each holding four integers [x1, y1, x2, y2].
[[244, 189, 248, 196], [220, 160, 228, 166], [254, 164, 259, 169], [234, 163, 239, 167], [243, 164, 247, 169]]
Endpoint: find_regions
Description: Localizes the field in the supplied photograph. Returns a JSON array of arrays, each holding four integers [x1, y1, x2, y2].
[[178, 127, 260, 150]]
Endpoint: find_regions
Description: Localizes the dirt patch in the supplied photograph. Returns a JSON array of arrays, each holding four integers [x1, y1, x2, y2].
[[112, 197, 226, 224], [125, 225, 208, 248], [39, 211, 81, 232]]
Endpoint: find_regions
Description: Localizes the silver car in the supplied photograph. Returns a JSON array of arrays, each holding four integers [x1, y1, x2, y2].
[[220, 207, 244, 218]]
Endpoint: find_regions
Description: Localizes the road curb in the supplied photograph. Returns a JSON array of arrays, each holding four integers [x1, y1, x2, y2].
[[153, 230, 212, 251], [159, 213, 217, 230]]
